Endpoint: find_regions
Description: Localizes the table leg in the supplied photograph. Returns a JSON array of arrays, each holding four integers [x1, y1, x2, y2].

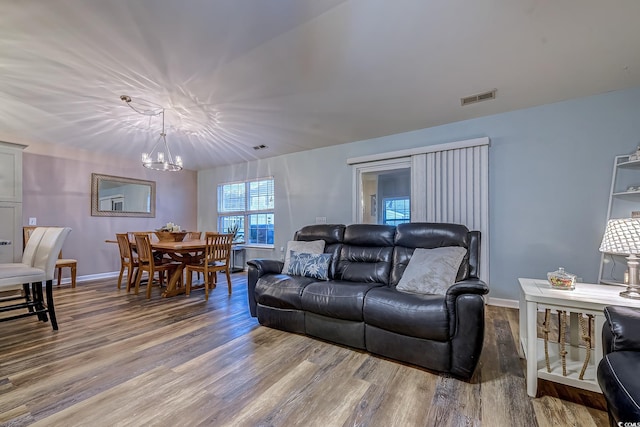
[[161, 265, 186, 298], [526, 301, 538, 397]]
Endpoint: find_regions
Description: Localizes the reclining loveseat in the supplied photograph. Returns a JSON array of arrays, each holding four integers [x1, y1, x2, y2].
[[247, 222, 489, 380]]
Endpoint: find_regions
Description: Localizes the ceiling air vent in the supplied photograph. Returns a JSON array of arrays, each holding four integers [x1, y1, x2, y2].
[[253, 144, 268, 150], [461, 89, 497, 106]]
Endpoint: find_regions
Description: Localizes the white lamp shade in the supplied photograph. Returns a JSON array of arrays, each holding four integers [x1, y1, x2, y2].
[[599, 218, 640, 254]]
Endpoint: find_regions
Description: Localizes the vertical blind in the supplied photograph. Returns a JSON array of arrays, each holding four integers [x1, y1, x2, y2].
[[413, 142, 489, 283]]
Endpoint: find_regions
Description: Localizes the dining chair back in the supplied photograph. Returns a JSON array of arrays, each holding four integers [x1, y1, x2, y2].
[[24, 226, 77, 288], [185, 232, 234, 300], [186, 231, 202, 240], [133, 233, 153, 265], [22, 227, 47, 266], [33, 228, 73, 281], [185, 231, 203, 280], [116, 233, 137, 291], [133, 232, 179, 298]]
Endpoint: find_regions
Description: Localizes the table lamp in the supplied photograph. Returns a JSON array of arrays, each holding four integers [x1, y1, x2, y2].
[[599, 218, 640, 299]]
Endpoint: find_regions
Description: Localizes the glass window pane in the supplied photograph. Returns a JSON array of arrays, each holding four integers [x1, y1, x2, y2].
[[383, 197, 410, 226], [218, 183, 245, 212], [218, 215, 245, 241], [248, 179, 274, 211], [248, 213, 274, 245]]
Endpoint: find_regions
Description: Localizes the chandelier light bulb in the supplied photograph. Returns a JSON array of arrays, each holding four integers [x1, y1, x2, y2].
[[157, 152, 164, 162]]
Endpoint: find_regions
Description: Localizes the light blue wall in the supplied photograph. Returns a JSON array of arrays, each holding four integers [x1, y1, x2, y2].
[[198, 87, 640, 301]]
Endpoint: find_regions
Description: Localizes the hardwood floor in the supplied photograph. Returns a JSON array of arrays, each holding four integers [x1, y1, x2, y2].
[[0, 275, 608, 426]]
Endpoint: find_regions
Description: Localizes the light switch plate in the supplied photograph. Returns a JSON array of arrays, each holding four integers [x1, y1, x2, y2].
[[315, 216, 327, 224], [28, 217, 37, 225]]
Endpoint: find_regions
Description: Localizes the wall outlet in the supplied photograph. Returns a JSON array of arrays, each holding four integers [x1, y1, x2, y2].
[[315, 216, 327, 224], [28, 217, 37, 225]]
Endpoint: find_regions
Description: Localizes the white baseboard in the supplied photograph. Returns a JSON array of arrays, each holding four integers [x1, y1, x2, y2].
[[486, 297, 519, 309], [58, 271, 119, 285]]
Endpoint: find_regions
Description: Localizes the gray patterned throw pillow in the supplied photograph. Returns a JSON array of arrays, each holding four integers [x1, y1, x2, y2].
[[287, 250, 332, 280], [281, 240, 326, 273]]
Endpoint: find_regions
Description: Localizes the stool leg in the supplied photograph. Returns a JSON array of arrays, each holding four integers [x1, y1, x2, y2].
[[71, 265, 77, 288], [45, 279, 58, 330]]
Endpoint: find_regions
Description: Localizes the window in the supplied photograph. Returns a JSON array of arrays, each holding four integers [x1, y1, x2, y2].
[[383, 197, 410, 226], [217, 178, 274, 246]]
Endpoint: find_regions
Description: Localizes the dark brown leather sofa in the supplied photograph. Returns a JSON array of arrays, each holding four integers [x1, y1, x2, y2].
[[247, 222, 489, 380], [598, 305, 640, 426]]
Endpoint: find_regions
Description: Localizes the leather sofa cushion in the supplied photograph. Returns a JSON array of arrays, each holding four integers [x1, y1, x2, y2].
[[294, 224, 345, 244], [336, 224, 395, 284], [255, 274, 317, 310], [390, 222, 471, 286], [343, 224, 395, 246], [363, 287, 449, 342], [301, 280, 384, 321], [604, 305, 640, 352], [598, 351, 640, 423], [337, 245, 393, 284]]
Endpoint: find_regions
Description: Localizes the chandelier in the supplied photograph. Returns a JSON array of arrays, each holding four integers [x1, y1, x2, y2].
[[120, 95, 183, 171]]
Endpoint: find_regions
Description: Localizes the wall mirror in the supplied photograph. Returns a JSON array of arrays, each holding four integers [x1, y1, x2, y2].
[[91, 173, 155, 217]]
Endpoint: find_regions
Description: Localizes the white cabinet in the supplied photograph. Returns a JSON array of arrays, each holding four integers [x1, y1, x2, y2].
[[0, 141, 26, 262], [598, 154, 640, 285], [0, 202, 22, 263]]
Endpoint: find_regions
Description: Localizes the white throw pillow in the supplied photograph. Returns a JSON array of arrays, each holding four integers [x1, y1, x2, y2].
[[281, 240, 326, 274], [396, 247, 467, 295]]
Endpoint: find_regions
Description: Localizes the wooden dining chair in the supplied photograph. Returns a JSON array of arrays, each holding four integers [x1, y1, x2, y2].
[[116, 233, 138, 291], [185, 231, 202, 280], [24, 226, 77, 288], [133, 233, 180, 299], [185, 233, 234, 300], [186, 231, 202, 240]]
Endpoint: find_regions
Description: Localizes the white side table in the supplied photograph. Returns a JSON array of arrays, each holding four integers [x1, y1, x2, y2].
[[518, 278, 640, 397]]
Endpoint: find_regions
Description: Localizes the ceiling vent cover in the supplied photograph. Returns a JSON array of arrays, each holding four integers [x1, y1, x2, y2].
[[461, 89, 497, 106]]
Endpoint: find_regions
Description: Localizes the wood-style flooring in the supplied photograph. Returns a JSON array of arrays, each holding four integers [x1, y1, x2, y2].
[[0, 274, 608, 426]]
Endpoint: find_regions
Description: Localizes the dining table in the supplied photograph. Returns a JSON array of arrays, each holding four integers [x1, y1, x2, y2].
[[106, 237, 208, 298], [150, 239, 209, 297]]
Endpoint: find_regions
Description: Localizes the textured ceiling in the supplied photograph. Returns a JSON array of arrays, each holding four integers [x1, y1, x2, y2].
[[2, 0, 640, 170]]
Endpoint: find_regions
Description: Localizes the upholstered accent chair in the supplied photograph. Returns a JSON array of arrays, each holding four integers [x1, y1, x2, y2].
[[24, 226, 77, 288], [0, 227, 72, 330]]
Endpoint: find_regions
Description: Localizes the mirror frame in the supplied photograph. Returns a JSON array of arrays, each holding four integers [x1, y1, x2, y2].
[[91, 173, 156, 217]]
